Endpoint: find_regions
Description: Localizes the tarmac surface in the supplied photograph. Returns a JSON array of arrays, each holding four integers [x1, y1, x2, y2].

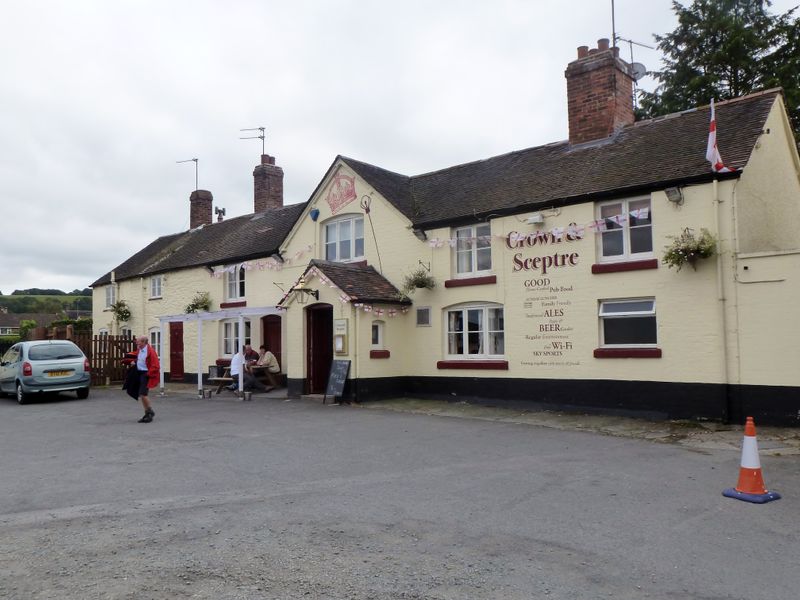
[[167, 382, 800, 456], [2, 383, 798, 599]]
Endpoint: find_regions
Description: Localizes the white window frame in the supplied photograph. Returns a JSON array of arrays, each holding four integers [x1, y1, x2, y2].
[[596, 197, 653, 263], [324, 214, 365, 262], [148, 327, 162, 357], [222, 320, 251, 356], [598, 298, 657, 347], [121, 327, 132, 338], [371, 320, 385, 350], [150, 275, 163, 299], [445, 303, 504, 359], [416, 307, 432, 327], [0, 327, 15, 335], [453, 223, 492, 277], [105, 285, 116, 308], [226, 266, 246, 300]]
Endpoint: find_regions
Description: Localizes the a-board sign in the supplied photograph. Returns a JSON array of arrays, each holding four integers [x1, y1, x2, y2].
[[324, 359, 350, 404]]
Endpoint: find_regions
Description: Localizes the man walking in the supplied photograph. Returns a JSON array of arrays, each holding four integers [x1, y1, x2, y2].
[[135, 335, 160, 423]]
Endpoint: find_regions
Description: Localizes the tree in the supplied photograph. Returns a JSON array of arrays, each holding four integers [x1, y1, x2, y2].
[[638, 0, 800, 143]]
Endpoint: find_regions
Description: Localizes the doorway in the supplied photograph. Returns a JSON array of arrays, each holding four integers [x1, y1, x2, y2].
[[305, 304, 333, 394], [261, 314, 282, 371], [169, 322, 184, 381]]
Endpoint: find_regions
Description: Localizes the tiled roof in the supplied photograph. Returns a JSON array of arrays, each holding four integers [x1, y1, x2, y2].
[[0, 312, 62, 328], [308, 260, 411, 305], [92, 203, 306, 286], [342, 90, 780, 229]]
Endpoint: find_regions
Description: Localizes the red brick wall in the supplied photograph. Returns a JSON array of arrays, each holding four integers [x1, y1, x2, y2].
[[189, 189, 213, 228], [565, 41, 634, 145], [253, 154, 284, 212]]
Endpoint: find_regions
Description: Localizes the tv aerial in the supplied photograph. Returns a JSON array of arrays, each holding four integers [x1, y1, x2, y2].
[[240, 126, 266, 155], [176, 157, 199, 190]]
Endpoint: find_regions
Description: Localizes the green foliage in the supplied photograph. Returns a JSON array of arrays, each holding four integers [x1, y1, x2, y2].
[[185, 291, 212, 313], [662, 228, 718, 271], [638, 0, 800, 143], [50, 317, 93, 331], [110, 300, 131, 323], [401, 268, 436, 294], [0, 294, 90, 313], [0, 335, 20, 344], [19, 319, 37, 340]]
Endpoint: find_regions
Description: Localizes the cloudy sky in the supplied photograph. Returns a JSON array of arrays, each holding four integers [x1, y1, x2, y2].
[[2, 0, 796, 294]]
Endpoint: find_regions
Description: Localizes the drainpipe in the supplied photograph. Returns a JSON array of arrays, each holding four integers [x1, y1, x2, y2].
[[352, 302, 359, 403], [197, 318, 203, 396], [159, 321, 165, 395]]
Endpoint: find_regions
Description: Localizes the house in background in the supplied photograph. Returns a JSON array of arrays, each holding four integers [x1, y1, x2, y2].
[[0, 310, 62, 336], [93, 38, 800, 425]]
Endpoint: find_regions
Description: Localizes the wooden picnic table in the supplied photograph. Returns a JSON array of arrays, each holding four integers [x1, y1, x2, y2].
[[208, 367, 234, 394]]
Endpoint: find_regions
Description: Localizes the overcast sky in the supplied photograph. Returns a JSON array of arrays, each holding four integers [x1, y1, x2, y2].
[[2, 0, 797, 294]]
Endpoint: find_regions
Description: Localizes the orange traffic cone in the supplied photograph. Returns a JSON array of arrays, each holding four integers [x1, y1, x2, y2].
[[723, 416, 781, 504]]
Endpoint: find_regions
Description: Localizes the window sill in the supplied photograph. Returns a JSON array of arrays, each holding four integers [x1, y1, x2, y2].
[[444, 275, 497, 288], [220, 301, 246, 308], [593, 348, 662, 358], [370, 350, 390, 359], [591, 259, 658, 274], [437, 360, 509, 370], [148, 296, 162, 301]]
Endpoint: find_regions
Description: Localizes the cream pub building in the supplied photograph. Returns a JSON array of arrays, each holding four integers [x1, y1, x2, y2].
[[93, 40, 800, 426]]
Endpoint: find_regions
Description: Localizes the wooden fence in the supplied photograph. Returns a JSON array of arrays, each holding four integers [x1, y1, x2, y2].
[[30, 326, 135, 385]]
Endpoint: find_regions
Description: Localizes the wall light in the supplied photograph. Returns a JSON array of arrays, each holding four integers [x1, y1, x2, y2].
[[291, 276, 319, 305], [665, 187, 684, 205]]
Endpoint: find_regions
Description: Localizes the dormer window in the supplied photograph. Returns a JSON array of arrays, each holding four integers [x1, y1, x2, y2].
[[226, 266, 246, 300], [454, 224, 492, 276], [596, 198, 653, 262], [325, 215, 364, 262]]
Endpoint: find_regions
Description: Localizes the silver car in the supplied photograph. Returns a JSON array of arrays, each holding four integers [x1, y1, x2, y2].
[[0, 340, 91, 404]]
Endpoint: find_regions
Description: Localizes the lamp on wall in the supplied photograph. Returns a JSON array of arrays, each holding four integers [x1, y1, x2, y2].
[[665, 187, 684, 205], [291, 276, 319, 305]]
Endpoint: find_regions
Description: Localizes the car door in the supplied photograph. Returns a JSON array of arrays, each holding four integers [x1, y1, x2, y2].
[[0, 345, 20, 392]]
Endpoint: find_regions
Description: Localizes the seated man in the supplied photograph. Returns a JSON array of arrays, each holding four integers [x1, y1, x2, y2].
[[254, 344, 282, 389], [227, 347, 269, 393]]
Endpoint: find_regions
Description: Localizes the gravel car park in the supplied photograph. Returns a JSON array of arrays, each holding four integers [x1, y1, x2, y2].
[[0, 340, 90, 404]]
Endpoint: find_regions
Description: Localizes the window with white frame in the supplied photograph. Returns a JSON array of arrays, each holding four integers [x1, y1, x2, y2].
[[325, 215, 364, 262], [149, 328, 162, 357], [105, 285, 116, 308], [454, 223, 492, 276], [226, 266, 246, 300], [222, 320, 251, 356], [416, 307, 431, 327], [150, 275, 163, 298], [121, 327, 132, 338], [598, 299, 657, 346], [371, 320, 384, 349], [446, 304, 504, 358], [596, 197, 652, 261], [0, 327, 15, 335]]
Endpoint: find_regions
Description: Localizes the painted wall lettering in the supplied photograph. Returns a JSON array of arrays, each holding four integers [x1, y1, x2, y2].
[[512, 252, 579, 274]]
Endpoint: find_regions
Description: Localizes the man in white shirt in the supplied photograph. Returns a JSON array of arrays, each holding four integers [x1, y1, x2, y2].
[[227, 348, 245, 391]]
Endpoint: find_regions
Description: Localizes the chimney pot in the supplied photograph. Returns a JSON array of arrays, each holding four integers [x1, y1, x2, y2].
[[598, 38, 610, 51], [261, 154, 275, 165], [577, 45, 589, 58]]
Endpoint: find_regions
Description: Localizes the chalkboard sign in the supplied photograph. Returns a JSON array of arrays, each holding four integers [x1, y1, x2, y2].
[[324, 359, 350, 404]]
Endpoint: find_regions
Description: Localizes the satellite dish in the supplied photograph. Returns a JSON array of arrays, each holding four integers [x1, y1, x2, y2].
[[631, 62, 647, 81]]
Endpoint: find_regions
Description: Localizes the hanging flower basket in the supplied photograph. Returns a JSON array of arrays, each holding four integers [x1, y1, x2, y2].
[[401, 267, 436, 294], [662, 228, 717, 271], [110, 300, 131, 323], [185, 291, 212, 313]]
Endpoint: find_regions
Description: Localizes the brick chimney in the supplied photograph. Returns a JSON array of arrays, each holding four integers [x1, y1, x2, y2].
[[565, 38, 635, 145], [189, 189, 213, 228], [253, 154, 284, 213]]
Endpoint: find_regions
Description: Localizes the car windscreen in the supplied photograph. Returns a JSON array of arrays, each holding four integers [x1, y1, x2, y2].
[[28, 344, 84, 361]]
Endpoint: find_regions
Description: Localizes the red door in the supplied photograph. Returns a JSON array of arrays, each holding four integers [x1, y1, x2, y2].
[[169, 322, 184, 381], [262, 315, 282, 371], [306, 304, 333, 394]]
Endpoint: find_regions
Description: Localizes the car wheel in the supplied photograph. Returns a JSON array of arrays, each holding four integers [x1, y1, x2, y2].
[[77, 388, 90, 400], [16, 384, 28, 405]]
